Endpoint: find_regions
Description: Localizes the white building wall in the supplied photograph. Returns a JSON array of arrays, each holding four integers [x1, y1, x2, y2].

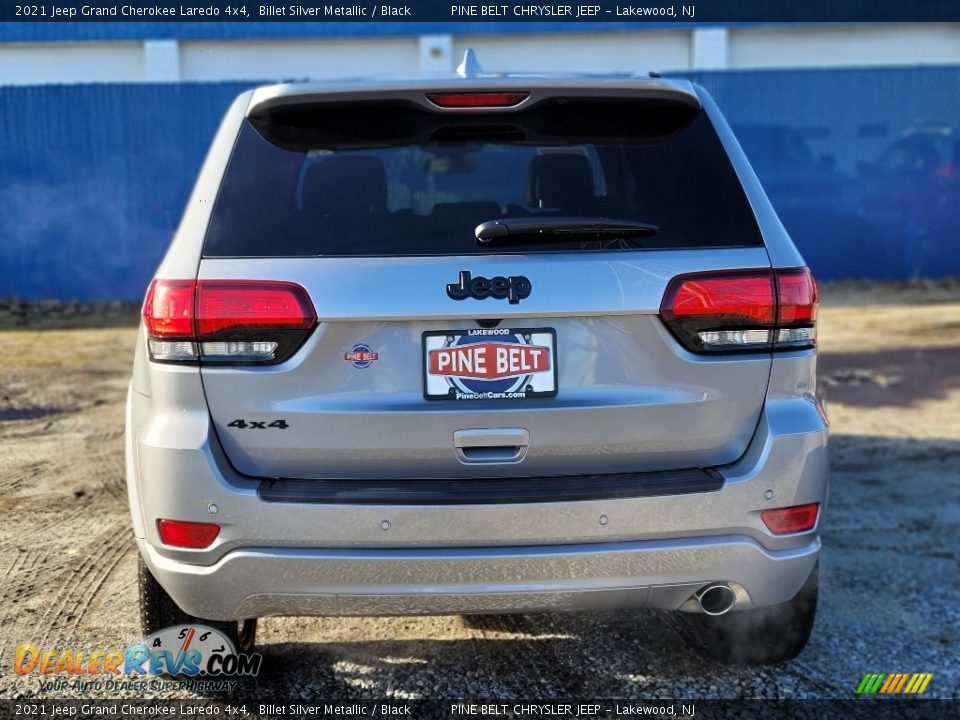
[[453, 31, 691, 73], [419, 34, 455, 73], [143, 40, 180, 81], [728, 24, 960, 68], [178, 37, 420, 81], [0, 42, 145, 84], [691, 27, 729, 69]]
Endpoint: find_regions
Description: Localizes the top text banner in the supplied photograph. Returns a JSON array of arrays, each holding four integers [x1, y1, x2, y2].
[[2, 0, 959, 22]]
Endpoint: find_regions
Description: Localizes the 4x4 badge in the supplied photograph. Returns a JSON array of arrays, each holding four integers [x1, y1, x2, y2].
[[446, 271, 532, 305]]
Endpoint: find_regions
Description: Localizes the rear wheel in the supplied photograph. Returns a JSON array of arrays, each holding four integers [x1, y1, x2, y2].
[[685, 562, 818, 665], [138, 556, 257, 653]]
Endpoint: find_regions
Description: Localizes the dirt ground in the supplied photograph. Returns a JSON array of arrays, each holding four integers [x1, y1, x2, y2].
[[0, 281, 958, 700]]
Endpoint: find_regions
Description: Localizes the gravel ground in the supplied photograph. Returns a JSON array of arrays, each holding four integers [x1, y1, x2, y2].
[[0, 281, 958, 702]]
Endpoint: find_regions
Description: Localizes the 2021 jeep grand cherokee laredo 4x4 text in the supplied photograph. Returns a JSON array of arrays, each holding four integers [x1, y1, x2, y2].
[[128, 65, 827, 665]]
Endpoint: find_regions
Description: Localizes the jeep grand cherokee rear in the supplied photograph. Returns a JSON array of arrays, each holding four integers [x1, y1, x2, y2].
[[127, 71, 828, 665]]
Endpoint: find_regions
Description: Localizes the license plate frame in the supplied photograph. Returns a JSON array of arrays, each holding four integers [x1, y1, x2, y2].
[[422, 327, 558, 401]]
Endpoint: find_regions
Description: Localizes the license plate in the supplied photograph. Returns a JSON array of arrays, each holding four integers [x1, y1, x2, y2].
[[422, 327, 558, 401]]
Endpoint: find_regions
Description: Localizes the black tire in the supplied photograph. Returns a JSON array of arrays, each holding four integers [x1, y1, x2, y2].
[[138, 555, 257, 653], [686, 562, 818, 665]]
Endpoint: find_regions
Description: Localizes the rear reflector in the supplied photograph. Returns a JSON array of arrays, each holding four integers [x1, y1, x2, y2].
[[660, 268, 818, 353], [157, 519, 220, 549], [142, 279, 317, 364], [426, 92, 529, 109], [761, 503, 820, 535]]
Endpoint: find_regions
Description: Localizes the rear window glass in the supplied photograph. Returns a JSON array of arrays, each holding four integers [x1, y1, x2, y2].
[[203, 98, 763, 257]]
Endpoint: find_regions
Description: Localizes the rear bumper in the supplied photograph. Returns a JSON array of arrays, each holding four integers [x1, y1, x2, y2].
[[128, 362, 828, 620], [140, 534, 819, 619]]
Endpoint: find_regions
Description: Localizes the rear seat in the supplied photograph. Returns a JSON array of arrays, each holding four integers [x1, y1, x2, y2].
[[430, 201, 503, 225], [527, 154, 595, 212]]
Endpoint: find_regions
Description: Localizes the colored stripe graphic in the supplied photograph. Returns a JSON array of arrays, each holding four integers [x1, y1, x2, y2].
[[894, 674, 909, 693], [857, 672, 932, 694], [857, 673, 885, 694]]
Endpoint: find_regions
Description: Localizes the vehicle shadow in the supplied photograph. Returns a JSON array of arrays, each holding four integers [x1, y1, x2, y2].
[[819, 345, 960, 408], [236, 610, 701, 699]]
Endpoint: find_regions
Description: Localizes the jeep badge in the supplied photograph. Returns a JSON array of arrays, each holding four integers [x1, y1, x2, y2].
[[446, 271, 532, 304]]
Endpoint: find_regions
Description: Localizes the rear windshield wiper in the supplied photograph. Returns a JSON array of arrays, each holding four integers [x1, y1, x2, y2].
[[475, 217, 659, 244]]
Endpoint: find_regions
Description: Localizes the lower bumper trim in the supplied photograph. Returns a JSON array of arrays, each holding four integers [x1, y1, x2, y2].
[[141, 534, 819, 620], [258, 468, 724, 505]]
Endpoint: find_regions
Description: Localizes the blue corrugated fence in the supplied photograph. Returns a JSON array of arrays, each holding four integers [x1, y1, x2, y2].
[[676, 66, 960, 281], [0, 82, 252, 300], [1, 67, 958, 300]]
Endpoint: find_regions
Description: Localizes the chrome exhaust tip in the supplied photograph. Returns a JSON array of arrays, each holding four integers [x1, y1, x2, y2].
[[696, 584, 736, 616]]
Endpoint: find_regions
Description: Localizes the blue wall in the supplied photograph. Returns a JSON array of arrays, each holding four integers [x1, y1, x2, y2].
[[1, 66, 958, 301], [0, 83, 252, 300], [677, 66, 960, 282], [0, 20, 711, 42]]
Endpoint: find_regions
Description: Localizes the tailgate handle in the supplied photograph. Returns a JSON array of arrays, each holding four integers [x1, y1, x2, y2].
[[454, 428, 529, 464]]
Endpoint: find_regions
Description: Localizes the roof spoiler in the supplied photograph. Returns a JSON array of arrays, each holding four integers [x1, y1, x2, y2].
[[246, 71, 701, 120]]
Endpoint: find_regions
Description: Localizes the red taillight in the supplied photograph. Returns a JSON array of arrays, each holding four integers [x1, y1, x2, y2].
[[142, 279, 317, 364], [659, 268, 818, 353], [195, 281, 317, 336], [774, 267, 818, 348], [143, 280, 195, 338], [776, 268, 818, 325], [425, 92, 529, 109], [663, 272, 775, 325], [157, 519, 220, 549], [761, 503, 820, 535]]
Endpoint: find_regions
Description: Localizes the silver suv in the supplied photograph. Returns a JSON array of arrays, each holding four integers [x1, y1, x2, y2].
[[128, 64, 827, 665]]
